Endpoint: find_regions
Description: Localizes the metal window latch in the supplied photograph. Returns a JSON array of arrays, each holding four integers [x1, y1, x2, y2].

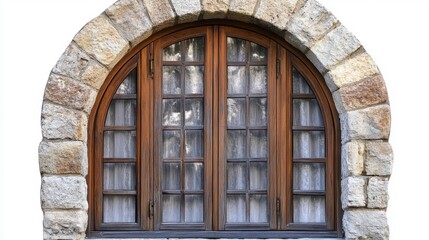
[[276, 59, 280, 78], [149, 200, 154, 218], [276, 198, 281, 216], [149, 58, 154, 78]]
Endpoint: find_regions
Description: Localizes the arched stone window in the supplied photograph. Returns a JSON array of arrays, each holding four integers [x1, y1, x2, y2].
[[39, 0, 392, 239]]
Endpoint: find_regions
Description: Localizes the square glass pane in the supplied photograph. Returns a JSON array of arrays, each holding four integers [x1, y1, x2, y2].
[[227, 37, 246, 62], [116, 69, 137, 94], [227, 194, 246, 223], [163, 163, 181, 190], [162, 99, 182, 126], [227, 130, 247, 159], [293, 99, 324, 127], [293, 196, 326, 223], [228, 66, 247, 94], [105, 100, 136, 126], [250, 42, 267, 62], [185, 163, 203, 190], [163, 66, 181, 95], [293, 131, 325, 158], [103, 163, 136, 190], [249, 98, 267, 126], [103, 196, 136, 223], [185, 195, 204, 223], [162, 195, 181, 223], [292, 68, 313, 94], [249, 66, 267, 94], [249, 162, 267, 190], [185, 37, 204, 62], [250, 195, 268, 223], [162, 130, 181, 159], [185, 130, 203, 158], [163, 42, 181, 61], [185, 66, 204, 94], [185, 98, 203, 126], [293, 163, 325, 191], [104, 131, 136, 158], [249, 130, 267, 158], [227, 98, 246, 127], [227, 162, 247, 190]]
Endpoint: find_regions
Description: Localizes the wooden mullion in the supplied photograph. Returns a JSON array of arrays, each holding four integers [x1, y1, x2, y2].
[[103, 126, 136, 131], [292, 158, 326, 163], [103, 158, 136, 163], [103, 190, 137, 195], [292, 190, 326, 196], [113, 94, 137, 100], [292, 126, 325, 131]]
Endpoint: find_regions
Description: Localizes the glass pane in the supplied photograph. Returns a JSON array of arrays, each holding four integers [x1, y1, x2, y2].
[[293, 131, 325, 158], [103, 196, 136, 223], [293, 196, 326, 223], [250, 42, 267, 62], [185, 130, 203, 158], [185, 163, 203, 190], [163, 163, 180, 190], [163, 42, 181, 61], [162, 99, 182, 126], [185, 37, 204, 62], [227, 98, 246, 127], [185, 195, 204, 223], [227, 37, 246, 62], [249, 162, 267, 190], [249, 98, 267, 126], [185, 66, 204, 94], [105, 100, 136, 126], [162, 130, 181, 159], [185, 99, 203, 126], [293, 68, 313, 94], [227, 195, 246, 223], [103, 131, 136, 158], [249, 66, 267, 94], [116, 69, 137, 94], [293, 163, 325, 191], [162, 195, 181, 223], [293, 99, 323, 127], [104, 163, 136, 190], [227, 162, 247, 190], [228, 66, 247, 94], [249, 130, 267, 158], [163, 66, 181, 95], [250, 195, 268, 223], [227, 130, 247, 159]]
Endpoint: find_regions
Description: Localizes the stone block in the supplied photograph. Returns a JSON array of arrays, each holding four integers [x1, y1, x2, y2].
[[254, 0, 298, 31], [142, 0, 175, 31], [365, 141, 393, 176], [334, 75, 388, 113], [202, 0, 229, 19], [171, 0, 201, 23], [343, 209, 388, 239], [367, 177, 389, 208], [341, 177, 366, 209], [324, 51, 380, 91], [52, 43, 91, 81], [341, 141, 364, 178], [340, 104, 391, 143], [285, 0, 338, 52], [41, 176, 88, 210], [43, 210, 87, 240], [81, 61, 109, 90], [39, 141, 87, 176], [74, 16, 129, 68], [228, 0, 258, 21], [105, 0, 153, 46], [44, 73, 97, 113], [41, 102, 88, 141], [306, 25, 361, 73]]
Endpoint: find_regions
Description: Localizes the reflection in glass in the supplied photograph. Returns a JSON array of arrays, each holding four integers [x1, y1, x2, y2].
[[227, 98, 246, 127], [293, 196, 326, 223], [185, 195, 204, 223], [163, 66, 181, 95], [185, 163, 203, 190], [250, 42, 267, 62], [105, 100, 136, 126], [104, 163, 136, 190], [103, 196, 136, 223], [249, 130, 267, 158], [293, 68, 312, 94], [162, 195, 181, 222], [104, 131, 136, 158], [185, 37, 204, 62], [227, 162, 247, 190], [163, 163, 180, 190], [228, 66, 246, 94], [185, 130, 203, 158], [162, 130, 181, 159], [293, 131, 325, 158], [227, 130, 247, 159], [227, 37, 246, 62], [116, 69, 137, 94], [250, 195, 268, 223], [249, 98, 267, 126], [227, 195, 246, 223], [162, 99, 182, 126], [185, 66, 204, 94], [185, 99, 203, 126], [293, 99, 323, 127], [249, 66, 267, 94], [163, 42, 181, 61], [249, 162, 267, 190], [293, 163, 325, 191]]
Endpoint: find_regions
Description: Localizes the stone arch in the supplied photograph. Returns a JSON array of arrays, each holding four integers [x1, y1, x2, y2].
[[39, 0, 392, 239]]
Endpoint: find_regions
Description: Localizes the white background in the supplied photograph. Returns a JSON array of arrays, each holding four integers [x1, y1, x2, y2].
[[1, 0, 428, 239]]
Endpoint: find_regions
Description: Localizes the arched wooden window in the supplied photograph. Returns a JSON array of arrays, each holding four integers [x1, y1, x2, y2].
[[88, 23, 340, 238]]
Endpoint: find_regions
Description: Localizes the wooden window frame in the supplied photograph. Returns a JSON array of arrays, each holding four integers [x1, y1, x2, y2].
[[87, 21, 341, 239]]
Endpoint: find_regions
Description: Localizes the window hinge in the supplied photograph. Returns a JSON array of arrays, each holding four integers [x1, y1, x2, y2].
[[276, 198, 281, 216], [149, 57, 154, 79], [149, 200, 154, 218], [276, 59, 280, 78]]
